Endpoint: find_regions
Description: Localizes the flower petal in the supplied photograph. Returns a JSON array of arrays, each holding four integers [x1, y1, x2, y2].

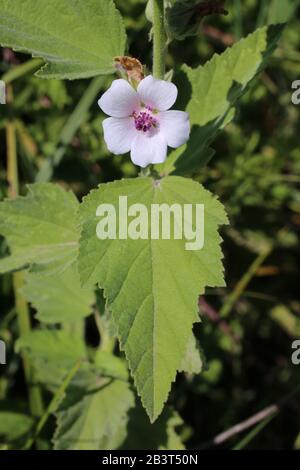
[[131, 132, 167, 167], [159, 110, 190, 148], [102, 117, 136, 155], [137, 75, 178, 111], [98, 79, 140, 118]]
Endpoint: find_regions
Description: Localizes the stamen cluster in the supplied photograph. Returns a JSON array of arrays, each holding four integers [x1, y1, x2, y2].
[[133, 107, 158, 132]]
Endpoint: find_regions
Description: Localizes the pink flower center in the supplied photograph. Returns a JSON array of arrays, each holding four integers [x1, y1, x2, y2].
[[133, 105, 158, 133]]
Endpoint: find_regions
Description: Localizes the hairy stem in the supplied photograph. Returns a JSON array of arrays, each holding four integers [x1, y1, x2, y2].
[[152, 0, 166, 79]]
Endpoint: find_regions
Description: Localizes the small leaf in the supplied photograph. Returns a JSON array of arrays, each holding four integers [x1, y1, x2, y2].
[[179, 333, 204, 374], [79, 176, 228, 421], [22, 265, 94, 324], [53, 365, 134, 450], [0, 0, 127, 79], [0, 183, 79, 275]]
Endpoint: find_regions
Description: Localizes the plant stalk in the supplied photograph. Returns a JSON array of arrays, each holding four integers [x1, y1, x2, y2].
[[152, 0, 166, 79], [12, 272, 44, 418], [219, 246, 272, 318]]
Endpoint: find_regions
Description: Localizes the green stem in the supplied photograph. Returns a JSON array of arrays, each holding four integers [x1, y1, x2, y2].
[[94, 311, 116, 353], [6, 119, 19, 198], [5, 87, 44, 420], [2, 58, 43, 84], [233, 415, 275, 450], [13, 272, 44, 418], [219, 246, 273, 318], [233, 0, 243, 39], [139, 166, 151, 177], [152, 0, 166, 79]]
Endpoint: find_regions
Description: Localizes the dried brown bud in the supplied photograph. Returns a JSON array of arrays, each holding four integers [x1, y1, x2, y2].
[[114, 56, 144, 84]]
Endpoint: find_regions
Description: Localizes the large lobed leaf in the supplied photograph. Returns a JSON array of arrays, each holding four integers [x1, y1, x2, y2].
[[159, 24, 284, 175], [79, 176, 228, 421], [0, 0, 126, 79]]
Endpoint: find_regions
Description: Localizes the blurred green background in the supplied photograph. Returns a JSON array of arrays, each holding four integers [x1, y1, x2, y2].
[[0, 0, 300, 449]]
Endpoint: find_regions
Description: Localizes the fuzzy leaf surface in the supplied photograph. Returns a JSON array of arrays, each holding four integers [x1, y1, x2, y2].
[[79, 176, 228, 421], [0, 0, 126, 79]]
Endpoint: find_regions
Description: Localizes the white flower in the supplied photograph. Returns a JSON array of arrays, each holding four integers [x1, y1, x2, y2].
[[98, 75, 190, 168]]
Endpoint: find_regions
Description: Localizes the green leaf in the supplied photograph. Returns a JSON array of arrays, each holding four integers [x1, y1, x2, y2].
[[159, 24, 284, 175], [16, 330, 86, 390], [0, 183, 79, 275], [0, 0, 126, 79], [78, 176, 228, 421], [0, 252, 31, 274], [0, 412, 34, 445], [122, 404, 185, 450], [179, 333, 203, 374], [22, 265, 94, 324], [53, 365, 134, 450]]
